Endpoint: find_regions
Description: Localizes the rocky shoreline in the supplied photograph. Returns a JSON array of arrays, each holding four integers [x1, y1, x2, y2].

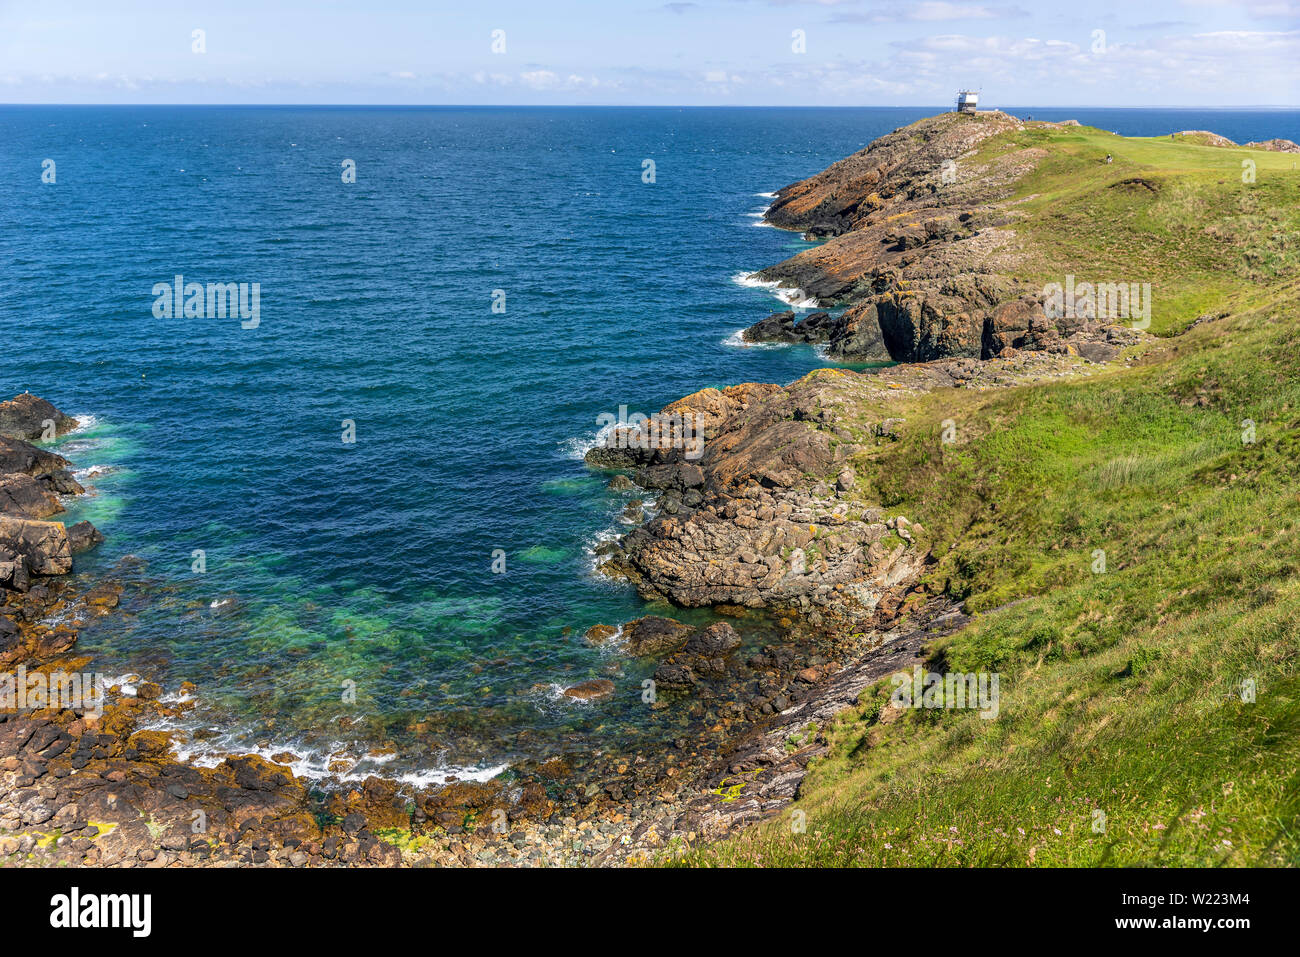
[[3, 110, 1159, 868], [0, 387, 974, 868], [0, 391, 941, 867]]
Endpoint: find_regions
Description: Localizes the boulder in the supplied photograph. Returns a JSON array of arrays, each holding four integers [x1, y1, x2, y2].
[[68, 521, 104, 553], [685, 622, 741, 656], [562, 679, 616, 701], [742, 311, 836, 345], [0, 395, 78, 441], [0, 517, 72, 577], [620, 616, 695, 657], [742, 311, 797, 343], [584, 623, 619, 646]]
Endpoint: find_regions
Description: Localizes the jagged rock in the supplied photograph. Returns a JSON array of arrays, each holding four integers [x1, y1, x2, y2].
[[742, 310, 834, 344], [686, 622, 741, 656], [0, 558, 30, 592], [752, 113, 1144, 363], [826, 301, 890, 360], [742, 310, 797, 342], [68, 521, 104, 553], [598, 373, 928, 614], [0, 394, 78, 441], [0, 436, 71, 478], [0, 473, 63, 519], [0, 517, 72, 576], [585, 383, 782, 472]]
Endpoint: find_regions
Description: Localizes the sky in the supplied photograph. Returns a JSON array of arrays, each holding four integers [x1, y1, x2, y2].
[[0, 0, 1296, 106]]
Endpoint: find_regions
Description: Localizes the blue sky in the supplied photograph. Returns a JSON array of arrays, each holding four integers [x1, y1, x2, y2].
[[1, 0, 1296, 105]]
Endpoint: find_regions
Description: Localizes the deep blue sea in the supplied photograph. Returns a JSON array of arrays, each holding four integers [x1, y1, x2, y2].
[[2, 105, 1296, 784]]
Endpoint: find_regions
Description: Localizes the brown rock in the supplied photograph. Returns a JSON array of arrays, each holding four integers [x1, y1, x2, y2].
[[0, 517, 72, 576], [620, 616, 695, 657], [562, 679, 616, 701], [0, 394, 79, 441], [584, 624, 619, 646]]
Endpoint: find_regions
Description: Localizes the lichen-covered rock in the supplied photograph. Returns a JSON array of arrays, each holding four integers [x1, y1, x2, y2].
[[0, 517, 72, 575]]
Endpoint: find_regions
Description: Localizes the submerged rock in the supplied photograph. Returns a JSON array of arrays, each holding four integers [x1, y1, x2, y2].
[[563, 679, 616, 701], [584, 623, 619, 646]]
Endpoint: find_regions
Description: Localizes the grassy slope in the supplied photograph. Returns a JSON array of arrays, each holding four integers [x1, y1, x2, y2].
[[983, 123, 1300, 336], [671, 125, 1300, 867]]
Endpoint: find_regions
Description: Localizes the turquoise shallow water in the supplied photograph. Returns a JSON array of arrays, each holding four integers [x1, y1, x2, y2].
[[2, 105, 1296, 782]]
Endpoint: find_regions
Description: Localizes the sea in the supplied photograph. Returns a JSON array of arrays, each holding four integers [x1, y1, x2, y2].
[[2, 105, 1296, 784]]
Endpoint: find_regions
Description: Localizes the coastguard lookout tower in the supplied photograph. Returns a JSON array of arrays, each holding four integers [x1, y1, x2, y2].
[[955, 90, 979, 113]]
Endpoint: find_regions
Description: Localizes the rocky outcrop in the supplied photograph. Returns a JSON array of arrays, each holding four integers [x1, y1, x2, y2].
[[753, 111, 1149, 363], [1242, 138, 1300, 153], [585, 383, 781, 470], [764, 111, 1026, 239], [1, 396, 100, 596], [0, 517, 72, 577], [0, 394, 78, 442], [587, 372, 930, 626], [741, 310, 834, 344], [0, 436, 85, 521], [826, 300, 891, 360]]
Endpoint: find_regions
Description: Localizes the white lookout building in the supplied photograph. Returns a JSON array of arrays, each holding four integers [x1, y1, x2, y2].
[[956, 91, 979, 113]]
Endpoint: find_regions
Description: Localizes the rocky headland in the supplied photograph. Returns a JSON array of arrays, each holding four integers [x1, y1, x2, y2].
[[10, 108, 1282, 867], [737, 111, 1143, 364]]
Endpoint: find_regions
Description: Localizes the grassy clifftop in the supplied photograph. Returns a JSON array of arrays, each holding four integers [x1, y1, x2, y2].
[[759, 112, 1300, 352], [675, 118, 1300, 867], [986, 122, 1300, 335]]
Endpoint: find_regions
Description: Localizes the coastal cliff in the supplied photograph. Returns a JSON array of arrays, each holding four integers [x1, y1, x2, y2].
[[6, 109, 1299, 869], [587, 112, 1300, 866]]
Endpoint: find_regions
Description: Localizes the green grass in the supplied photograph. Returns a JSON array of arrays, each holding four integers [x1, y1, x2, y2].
[[669, 269, 1300, 866], [968, 123, 1300, 336]]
